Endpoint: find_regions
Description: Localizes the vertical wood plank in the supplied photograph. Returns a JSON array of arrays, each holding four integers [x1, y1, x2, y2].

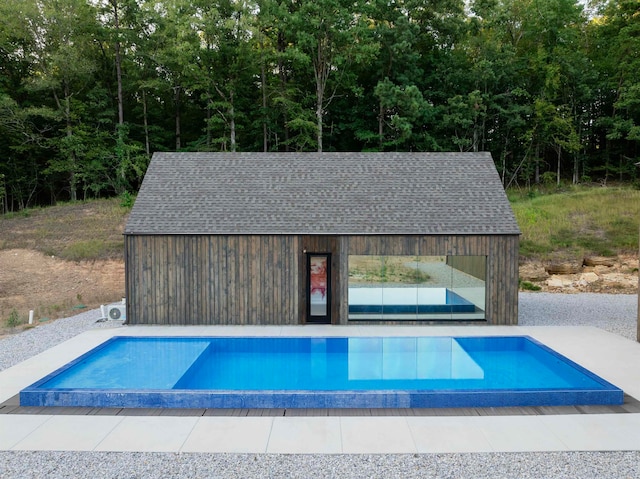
[[126, 232, 518, 327]]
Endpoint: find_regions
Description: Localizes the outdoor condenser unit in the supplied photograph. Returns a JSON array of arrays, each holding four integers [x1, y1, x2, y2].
[[106, 303, 126, 321]]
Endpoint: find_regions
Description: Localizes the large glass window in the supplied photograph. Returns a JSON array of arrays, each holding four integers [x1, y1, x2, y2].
[[347, 255, 486, 321]]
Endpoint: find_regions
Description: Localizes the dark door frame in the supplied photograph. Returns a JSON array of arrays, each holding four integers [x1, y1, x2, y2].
[[306, 252, 332, 324]]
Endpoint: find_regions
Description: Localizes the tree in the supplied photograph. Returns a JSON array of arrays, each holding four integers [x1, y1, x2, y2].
[[590, 0, 640, 181], [292, 0, 375, 151], [189, 0, 259, 152], [26, 0, 102, 201]]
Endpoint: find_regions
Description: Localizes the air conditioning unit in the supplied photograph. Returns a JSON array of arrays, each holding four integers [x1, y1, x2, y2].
[[106, 303, 126, 321]]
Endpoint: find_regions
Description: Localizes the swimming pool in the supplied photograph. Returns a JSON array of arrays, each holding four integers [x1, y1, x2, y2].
[[347, 288, 477, 314], [20, 336, 623, 409]]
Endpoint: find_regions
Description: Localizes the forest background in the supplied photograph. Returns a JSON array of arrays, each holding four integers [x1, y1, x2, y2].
[[0, 0, 639, 212]]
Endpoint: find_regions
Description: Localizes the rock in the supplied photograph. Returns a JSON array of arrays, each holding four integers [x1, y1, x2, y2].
[[583, 256, 615, 267], [579, 272, 600, 284], [519, 254, 637, 294], [601, 273, 638, 288], [545, 263, 581, 275], [547, 276, 574, 288], [594, 265, 612, 274], [519, 263, 549, 282]]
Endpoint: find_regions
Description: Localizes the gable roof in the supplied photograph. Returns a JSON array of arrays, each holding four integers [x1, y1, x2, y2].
[[125, 152, 520, 236]]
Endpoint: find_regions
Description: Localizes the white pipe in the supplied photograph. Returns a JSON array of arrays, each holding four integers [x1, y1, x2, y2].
[[28, 310, 34, 325], [100, 305, 106, 319]]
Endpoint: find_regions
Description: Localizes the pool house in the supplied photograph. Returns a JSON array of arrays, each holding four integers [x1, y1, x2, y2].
[[123, 152, 520, 326]]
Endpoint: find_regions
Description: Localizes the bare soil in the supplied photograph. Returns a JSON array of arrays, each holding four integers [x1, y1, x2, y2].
[[0, 198, 128, 336], [0, 249, 124, 336]]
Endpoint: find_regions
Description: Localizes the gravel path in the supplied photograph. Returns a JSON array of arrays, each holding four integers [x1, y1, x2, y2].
[[1, 293, 639, 478]]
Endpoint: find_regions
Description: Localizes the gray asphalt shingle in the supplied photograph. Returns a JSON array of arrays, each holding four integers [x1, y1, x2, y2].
[[124, 152, 520, 235]]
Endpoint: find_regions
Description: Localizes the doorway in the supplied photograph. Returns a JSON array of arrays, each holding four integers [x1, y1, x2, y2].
[[306, 253, 331, 324]]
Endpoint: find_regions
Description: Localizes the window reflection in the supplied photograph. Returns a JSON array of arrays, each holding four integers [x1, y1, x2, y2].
[[347, 337, 484, 380], [309, 256, 328, 316], [347, 255, 486, 321]]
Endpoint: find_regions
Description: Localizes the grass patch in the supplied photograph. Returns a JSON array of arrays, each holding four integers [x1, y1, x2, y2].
[[0, 198, 131, 261], [519, 280, 542, 291], [510, 185, 640, 260], [349, 256, 434, 284], [63, 239, 124, 261]]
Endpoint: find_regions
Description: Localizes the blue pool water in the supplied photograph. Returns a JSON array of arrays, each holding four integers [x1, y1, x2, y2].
[[348, 288, 477, 314], [20, 336, 623, 409]]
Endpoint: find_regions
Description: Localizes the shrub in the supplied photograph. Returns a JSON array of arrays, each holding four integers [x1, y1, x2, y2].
[[120, 191, 135, 209], [519, 280, 542, 291], [6, 308, 22, 327]]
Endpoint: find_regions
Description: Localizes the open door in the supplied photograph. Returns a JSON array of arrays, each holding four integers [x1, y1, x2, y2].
[[307, 253, 331, 324]]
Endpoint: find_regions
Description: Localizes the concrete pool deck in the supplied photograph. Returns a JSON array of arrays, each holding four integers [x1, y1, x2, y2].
[[2, 324, 640, 453]]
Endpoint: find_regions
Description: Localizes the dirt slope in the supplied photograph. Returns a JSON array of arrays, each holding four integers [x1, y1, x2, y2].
[[0, 249, 124, 329]]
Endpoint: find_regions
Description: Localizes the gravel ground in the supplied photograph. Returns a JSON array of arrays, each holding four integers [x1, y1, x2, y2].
[[0, 308, 119, 372], [518, 292, 638, 340], [0, 451, 639, 479], [1, 292, 639, 478]]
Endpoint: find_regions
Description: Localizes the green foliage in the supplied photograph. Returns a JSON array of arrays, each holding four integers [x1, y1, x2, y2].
[[6, 308, 22, 327], [519, 280, 542, 292], [408, 268, 431, 284], [0, 0, 639, 208], [348, 256, 433, 284], [512, 186, 640, 259], [119, 191, 135, 209]]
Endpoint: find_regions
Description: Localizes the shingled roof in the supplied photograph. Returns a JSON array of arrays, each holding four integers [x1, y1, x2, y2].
[[124, 152, 520, 236]]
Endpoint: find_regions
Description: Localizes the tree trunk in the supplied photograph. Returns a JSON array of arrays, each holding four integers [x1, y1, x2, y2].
[[174, 86, 181, 151], [378, 101, 384, 150], [501, 142, 508, 186], [473, 126, 479, 152], [534, 143, 540, 184], [316, 92, 323, 152], [261, 40, 268, 152], [111, 0, 124, 126], [64, 85, 76, 202], [142, 89, 150, 157], [314, 37, 328, 153], [229, 90, 236, 152], [556, 146, 561, 186], [205, 92, 212, 150]]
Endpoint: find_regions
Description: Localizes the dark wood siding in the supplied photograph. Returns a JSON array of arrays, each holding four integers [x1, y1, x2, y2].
[[126, 235, 299, 325], [125, 233, 518, 326]]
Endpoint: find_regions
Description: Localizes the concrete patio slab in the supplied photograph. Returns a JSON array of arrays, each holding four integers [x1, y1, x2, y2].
[[95, 416, 199, 452], [340, 417, 417, 453], [11, 415, 123, 451], [180, 417, 273, 453], [0, 415, 53, 449], [539, 413, 640, 451], [2, 324, 640, 453], [267, 417, 342, 454], [408, 417, 494, 453], [473, 415, 568, 452]]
